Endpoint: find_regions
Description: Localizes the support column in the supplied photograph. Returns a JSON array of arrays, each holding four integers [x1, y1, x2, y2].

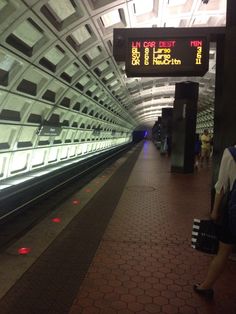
[[171, 82, 199, 173], [152, 117, 162, 149]]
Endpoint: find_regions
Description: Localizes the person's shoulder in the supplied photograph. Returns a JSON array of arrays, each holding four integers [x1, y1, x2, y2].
[[222, 147, 236, 162], [226, 146, 236, 159]]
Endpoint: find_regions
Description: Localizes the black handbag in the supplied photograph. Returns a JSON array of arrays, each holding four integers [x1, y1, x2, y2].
[[191, 219, 219, 254]]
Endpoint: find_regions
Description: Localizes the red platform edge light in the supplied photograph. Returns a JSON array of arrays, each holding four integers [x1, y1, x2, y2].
[[86, 188, 91, 193], [72, 199, 80, 205], [51, 217, 61, 223], [18, 247, 31, 255]]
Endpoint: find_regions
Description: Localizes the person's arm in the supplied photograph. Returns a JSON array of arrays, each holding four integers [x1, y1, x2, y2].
[[211, 188, 224, 221], [212, 149, 230, 220]]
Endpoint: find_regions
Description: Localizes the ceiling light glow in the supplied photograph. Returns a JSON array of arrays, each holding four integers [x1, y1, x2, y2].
[[168, 0, 187, 6], [101, 10, 121, 28], [133, 0, 154, 15], [194, 15, 210, 25]]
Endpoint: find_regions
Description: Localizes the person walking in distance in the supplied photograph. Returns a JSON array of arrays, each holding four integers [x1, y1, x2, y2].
[[200, 129, 211, 167]]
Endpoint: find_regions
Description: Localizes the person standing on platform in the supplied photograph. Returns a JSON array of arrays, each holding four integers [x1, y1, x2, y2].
[[200, 129, 211, 167], [194, 145, 236, 298]]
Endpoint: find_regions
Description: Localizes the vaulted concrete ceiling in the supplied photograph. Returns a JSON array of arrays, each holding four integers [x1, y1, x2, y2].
[[0, 0, 227, 183], [0, 0, 226, 131]]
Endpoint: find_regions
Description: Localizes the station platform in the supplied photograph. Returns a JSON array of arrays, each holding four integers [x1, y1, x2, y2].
[[0, 140, 235, 314]]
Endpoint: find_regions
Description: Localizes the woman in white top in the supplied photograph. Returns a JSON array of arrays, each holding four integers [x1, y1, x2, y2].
[[194, 146, 236, 298]]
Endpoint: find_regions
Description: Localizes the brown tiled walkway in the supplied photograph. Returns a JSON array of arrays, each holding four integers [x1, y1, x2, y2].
[[70, 141, 236, 314]]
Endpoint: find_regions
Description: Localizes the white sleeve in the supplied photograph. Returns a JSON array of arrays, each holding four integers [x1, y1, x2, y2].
[[215, 149, 230, 194]]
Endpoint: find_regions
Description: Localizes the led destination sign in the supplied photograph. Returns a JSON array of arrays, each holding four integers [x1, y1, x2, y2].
[[125, 37, 209, 77]]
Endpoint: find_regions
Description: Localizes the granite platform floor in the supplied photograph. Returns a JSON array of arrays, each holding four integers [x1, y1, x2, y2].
[[0, 140, 235, 314]]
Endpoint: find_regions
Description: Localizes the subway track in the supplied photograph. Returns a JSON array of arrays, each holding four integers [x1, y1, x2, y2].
[[0, 143, 138, 251]]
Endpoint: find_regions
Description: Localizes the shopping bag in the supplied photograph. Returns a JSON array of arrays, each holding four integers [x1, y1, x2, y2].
[[191, 219, 219, 254]]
